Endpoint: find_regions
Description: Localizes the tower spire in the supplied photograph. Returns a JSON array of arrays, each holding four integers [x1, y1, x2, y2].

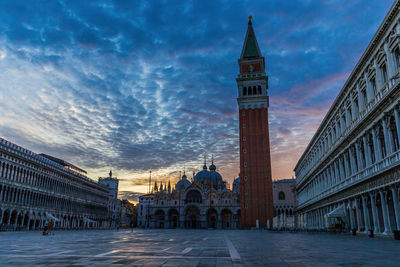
[[240, 15, 262, 59], [148, 171, 152, 194], [154, 179, 158, 192]]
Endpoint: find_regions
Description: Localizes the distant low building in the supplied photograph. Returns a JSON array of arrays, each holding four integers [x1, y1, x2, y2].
[[272, 179, 296, 229], [120, 199, 137, 227], [98, 171, 120, 227], [138, 194, 154, 228]]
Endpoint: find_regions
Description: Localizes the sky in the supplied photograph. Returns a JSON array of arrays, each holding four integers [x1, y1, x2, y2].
[[0, 0, 395, 201]]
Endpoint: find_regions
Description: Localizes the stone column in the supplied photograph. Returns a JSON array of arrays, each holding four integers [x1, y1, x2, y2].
[[364, 72, 374, 102], [339, 157, 345, 181], [11, 189, 15, 203], [382, 116, 392, 155], [349, 147, 356, 175], [335, 119, 340, 139], [391, 187, 400, 231], [340, 114, 346, 133], [26, 214, 31, 230], [394, 107, 400, 146], [349, 204, 356, 230], [330, 165, 335, 186], [351, 95, 358, 119], [379, 190, 392, 234], [345, 108, 351, 126], [384, 43, 395, 78], [363, 136, 371, 167], [335, 161, 340, 184], [320, 209, 324, 229], [374, 58, 383, 89], [362, 195, 370, 232], [324, 170, 329, 189], [355, 141, 362, 170], [345, 202, 353, 230], [372, 128, 380, 162], [6, 212, 11, 225], [344, 152, 350, 177], [355, 199, 362, 232], [370, 193, 380, 233], [357, 83, 364, 110]]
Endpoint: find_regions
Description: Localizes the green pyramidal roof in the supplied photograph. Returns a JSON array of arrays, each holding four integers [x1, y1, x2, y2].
[[243, 31, 260, 58], [241, 20, 262, 59]]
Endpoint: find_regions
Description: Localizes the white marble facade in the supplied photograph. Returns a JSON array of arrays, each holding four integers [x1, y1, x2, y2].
[[295, 1, 400, 234]]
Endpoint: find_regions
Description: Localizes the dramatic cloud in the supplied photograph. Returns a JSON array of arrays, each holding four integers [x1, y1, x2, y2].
[[0, 0, 394, 194]]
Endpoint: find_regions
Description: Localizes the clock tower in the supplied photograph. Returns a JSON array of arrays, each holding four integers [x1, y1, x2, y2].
[[237, 16, 274, 228]]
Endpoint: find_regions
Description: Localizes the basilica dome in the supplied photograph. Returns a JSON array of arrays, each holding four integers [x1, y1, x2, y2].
[[194, 161, 224, 188], [175, 178, 191, 189]]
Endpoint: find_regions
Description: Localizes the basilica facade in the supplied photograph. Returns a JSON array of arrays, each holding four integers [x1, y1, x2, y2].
[[137, 161, 240, 229], [295, 1, 400, 235]]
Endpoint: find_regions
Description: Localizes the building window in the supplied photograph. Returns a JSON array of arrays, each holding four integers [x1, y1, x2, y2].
[[394, 47, 400, 69], [244, 176, 248, 181], [381, 63, 388, 84], [253, 86, 257, 95], [361, 89, 367, 107], [248, 87, 252, 96], [245, 190, 248, 196], [243, 149, 247, 154], [370, 77, 376, 94], [354, 97, 359, 115], [243, 87, 247, 96], [242, 111, 245, 116], [243, 123, 246, 128], [242, 136, 246, 141], [278, 191, 285, 200], [258, 85, 262, 94], [244, 162, 247, 167], [245, 204, 248, 209]]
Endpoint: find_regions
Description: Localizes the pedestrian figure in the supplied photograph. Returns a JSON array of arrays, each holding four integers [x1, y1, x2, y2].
[[48, 220, 54, 235], [116, 223, 119, 232], [43, 220, 49, 235]]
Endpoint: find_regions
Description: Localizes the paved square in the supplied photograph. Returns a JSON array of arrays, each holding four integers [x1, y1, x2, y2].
[[0, 229, 400, 266]]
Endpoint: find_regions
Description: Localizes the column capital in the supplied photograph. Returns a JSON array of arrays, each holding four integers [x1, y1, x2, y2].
[[379, 189, 388, 196], [369, 191, 377, 199], [395, 101, 400, 111], [390, 186, 399, 192]]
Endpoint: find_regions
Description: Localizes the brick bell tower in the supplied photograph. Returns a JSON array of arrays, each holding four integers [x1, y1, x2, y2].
[[237, 16, 274, 228]]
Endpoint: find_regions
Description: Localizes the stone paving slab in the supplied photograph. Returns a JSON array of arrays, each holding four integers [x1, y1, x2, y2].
[[0, 229, 400, 266]]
